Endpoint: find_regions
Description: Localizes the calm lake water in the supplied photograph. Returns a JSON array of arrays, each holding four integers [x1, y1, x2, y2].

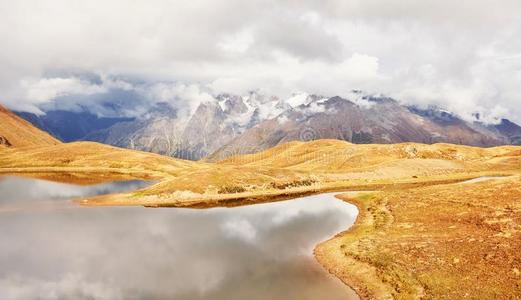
[[0, 176, 359, 300]]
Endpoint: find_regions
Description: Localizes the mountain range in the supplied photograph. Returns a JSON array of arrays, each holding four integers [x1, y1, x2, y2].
[[15, 91, 521, 160]]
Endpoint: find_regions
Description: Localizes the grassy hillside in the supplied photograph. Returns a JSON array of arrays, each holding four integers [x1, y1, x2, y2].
[[1, 133, 520, 203], [316, 175, 521, 299], [0, 105, 60, 148], [219, 139, 517, 172], [51, 139, 520, 206], [0, 141, 202, 183]]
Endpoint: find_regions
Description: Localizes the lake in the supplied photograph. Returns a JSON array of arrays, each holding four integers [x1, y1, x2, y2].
[[0, 176, 359, 300]]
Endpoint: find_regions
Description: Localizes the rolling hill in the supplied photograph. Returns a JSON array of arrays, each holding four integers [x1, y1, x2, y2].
[[64, 139, 521, 206], [0, 105, 201, 183]]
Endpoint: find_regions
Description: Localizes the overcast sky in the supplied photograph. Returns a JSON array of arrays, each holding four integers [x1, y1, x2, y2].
[[1, 0, 520, 123]]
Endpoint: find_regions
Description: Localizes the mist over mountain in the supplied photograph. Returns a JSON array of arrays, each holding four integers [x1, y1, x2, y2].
[[210, 91, 521, 160], [61, 92, 288, 160], [16, 89, 521, 161]]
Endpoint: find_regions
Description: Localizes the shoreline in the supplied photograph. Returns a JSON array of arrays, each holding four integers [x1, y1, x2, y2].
[[313, 193, 370, 300], [76, 172, 516, 207], [314, 193, 390, 299], [1, 170, 520, 298], [315, 175, 521, 299]]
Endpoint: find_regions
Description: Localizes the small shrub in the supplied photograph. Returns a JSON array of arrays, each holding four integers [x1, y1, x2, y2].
[[60, 158, 73, 164], [269, 178, 317, 190], [218, 186, 247, 194]]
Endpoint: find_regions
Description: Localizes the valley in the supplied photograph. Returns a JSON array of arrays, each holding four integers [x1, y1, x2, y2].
[[3, 2, 521, 299], [1, 104, 521, 299]]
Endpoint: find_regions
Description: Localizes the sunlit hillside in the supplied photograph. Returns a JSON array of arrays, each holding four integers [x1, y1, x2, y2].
[[317, 174, 521, 299], [87, 139, 521, 207], [0, 141, 204, 183], [0, 106, 202, 183], [0, 105, 60, 148]]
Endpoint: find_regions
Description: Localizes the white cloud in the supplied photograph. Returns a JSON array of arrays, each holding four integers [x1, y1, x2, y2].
[[221, 218, 257, 242], [286, 93, 310, 107], [217, 30, 254, 54], [147, 82, 217, 117], [277, 115, 289, 125], [0, 274, 118, 300], [23, 77, 105, 103], [340, 53, 380, 81], [0, 0, 520, 123]]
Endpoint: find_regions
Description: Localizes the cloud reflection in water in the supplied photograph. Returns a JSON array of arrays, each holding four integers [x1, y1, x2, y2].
[[0, 177, 358, 300]]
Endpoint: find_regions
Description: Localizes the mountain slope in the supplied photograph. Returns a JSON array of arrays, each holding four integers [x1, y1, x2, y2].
[[489, 119, 521, 145], [209, 94, 512, 160], [0, 105, 60, 148], [16, 110, 134, 142], [0, 105, 204, 184], [83, 93, 288, 159], [14, 91, 521, 160], [407, 106, 521, 145]]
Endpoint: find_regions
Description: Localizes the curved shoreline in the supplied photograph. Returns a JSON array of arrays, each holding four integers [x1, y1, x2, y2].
[[313, 192, 376, 300], [3, 171, 520, 299], [314, 175, 521, 299], [314, 190, 424, 299]]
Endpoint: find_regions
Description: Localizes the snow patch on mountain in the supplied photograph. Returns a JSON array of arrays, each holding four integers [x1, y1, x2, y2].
[[301, 102, 327, 114], [286, 93, 312, 108], [344, 90, 377, 109], [277, 115, 289, 125]]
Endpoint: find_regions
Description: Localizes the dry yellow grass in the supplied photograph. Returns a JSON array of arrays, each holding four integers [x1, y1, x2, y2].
[[2, 139, 520, 206], [69, 140, 520, 207], [317, 175, 521, 299], [0, 105, 60, 148], [0, 141, 202, 183]]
